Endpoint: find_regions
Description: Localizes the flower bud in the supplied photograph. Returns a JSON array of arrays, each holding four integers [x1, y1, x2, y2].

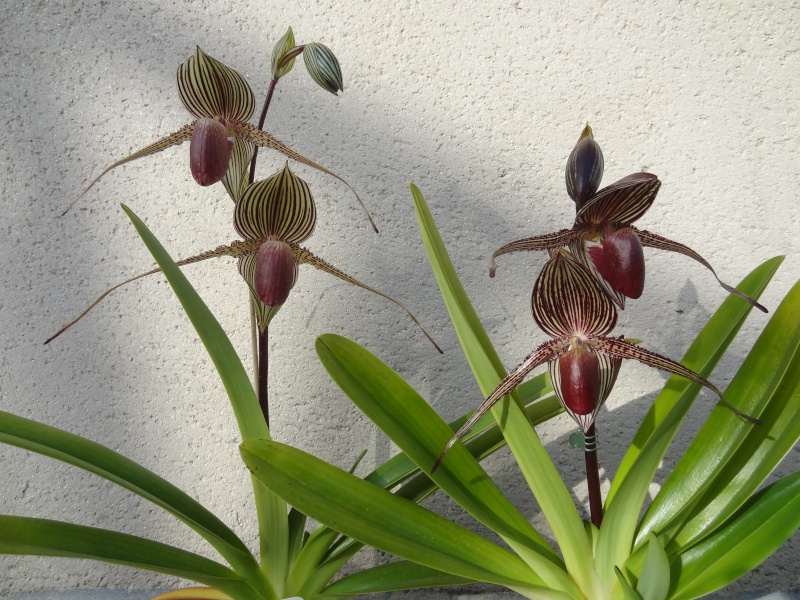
[[587, 227, 645, 299], [254, 240, 295, 307], [566, 125, 604, 208], [556, 347, 601, 416], [271, 27, 297, 79], [303, 43, 344, 95], [189, 118, 233, 186]]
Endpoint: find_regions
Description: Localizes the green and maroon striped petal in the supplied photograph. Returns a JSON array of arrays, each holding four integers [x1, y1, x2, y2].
[[634, 227, 768, 313], [489, 228, 584, 277], [532, 249, 618, 338], [592, 336, 760, 424], [234, 122, 377, 233], [292, 245, 442, 353], [234, 164, 317, 243], [432, 337, 568, 472], [65, 124, 195, 215], [575, 172, 661, 227], [176, 47, 255, 122]]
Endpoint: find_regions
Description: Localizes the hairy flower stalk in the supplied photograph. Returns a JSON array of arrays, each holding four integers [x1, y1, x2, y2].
[[433, 249, 758, 525], [65, 46, 376, 232], [491, 125, 766, 313], [46, 164, 441, 353]]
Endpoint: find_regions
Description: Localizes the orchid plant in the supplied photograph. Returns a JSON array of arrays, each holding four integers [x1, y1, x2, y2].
[[242, 184, 800, 599], [2, 30, 797, 600]]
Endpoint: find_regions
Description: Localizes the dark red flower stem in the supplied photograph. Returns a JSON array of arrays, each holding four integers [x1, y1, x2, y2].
[[584, 424, 603, 528], [249, 76, 280, 427]]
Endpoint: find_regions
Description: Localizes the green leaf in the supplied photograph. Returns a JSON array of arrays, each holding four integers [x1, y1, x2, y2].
[[0, 410, 260, 580], [609, 256, 782, 503], [410, 183, 593, 593], [638, 267, 799, 548], [271, 27, 296, 79], [316, 334, 576, 595], [240, 439, 549, 596], [122, 206, 287, 589], [668, 471, 800, 600], [0, 515, 262, 600], [303, 42, 343, 94], [637, 534, 669, 600], [595, 258, 781, 592], [321, 560, 474, 596], [615, 568, 644, 600]]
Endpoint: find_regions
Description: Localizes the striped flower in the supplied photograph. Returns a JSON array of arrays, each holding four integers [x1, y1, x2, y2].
[[433, 249, 754, 471], [490, 125, 764, 312], [66, 47, 374, 230], [48, 162, 439, 350]]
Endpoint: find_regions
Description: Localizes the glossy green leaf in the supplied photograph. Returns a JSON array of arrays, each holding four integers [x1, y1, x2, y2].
[[303, 42, 344, 94], [615, 568, 644, 600], [637, 266, 797, 546], [122, 206, 287, 588], [240, 440, 550, 596], [637, 534, 669, 600], [669, 472, 800, 600], [315, 334, 572, 593], [608, 256, 783, 504], [0, 410, 260, 581], [410, 183, 593, 592], [271, 27, 296, 79], [321, 560, 474, 596], [0, 516, 261, 600]]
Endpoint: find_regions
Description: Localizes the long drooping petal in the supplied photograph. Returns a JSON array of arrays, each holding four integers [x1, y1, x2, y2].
[[591, 336, 760, 424], [432, 338, 568, 473], [237, 122, 377, 233], [62, 124, 195, 215], [176, 47, 255, 122], [531, 249, 617, 338], [291, 246, 442, 353], [489, 227, 583, 276], [634, 227, 767, 313]]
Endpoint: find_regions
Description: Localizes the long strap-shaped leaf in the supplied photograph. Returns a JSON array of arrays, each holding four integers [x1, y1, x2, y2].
[[0, 515, 264, 600], [316, 333, 575, 595], [0, 410, 263, 585], [607, 256, 782, 505], [320, 560, 474, 597], [595, 257, 781, 593], [636, 269, 800, 547], [120, 206, 288, 590], [240, 439, 562, 599], [668, 471, 800, 600], [410, 183, 594, 595]]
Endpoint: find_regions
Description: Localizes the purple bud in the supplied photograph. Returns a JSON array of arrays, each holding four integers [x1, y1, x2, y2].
[[566, 126, 604, 208], [587, 227, 645, 299], [253, 240, 295, 307], [189, 118, 233, 186]]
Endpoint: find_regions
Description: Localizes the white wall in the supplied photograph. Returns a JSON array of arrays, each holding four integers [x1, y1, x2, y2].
[[1, 0, 798, 595]]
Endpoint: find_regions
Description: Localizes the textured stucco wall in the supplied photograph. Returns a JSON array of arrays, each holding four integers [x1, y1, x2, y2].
[[1, 0, 798, 595]]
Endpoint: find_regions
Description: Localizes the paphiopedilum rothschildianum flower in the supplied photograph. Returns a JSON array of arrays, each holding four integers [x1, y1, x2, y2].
[[433, 248, 756, 471], [490, 125, 766, 312], [65, 46, 376, 231], [47, 162, 440, 351]]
